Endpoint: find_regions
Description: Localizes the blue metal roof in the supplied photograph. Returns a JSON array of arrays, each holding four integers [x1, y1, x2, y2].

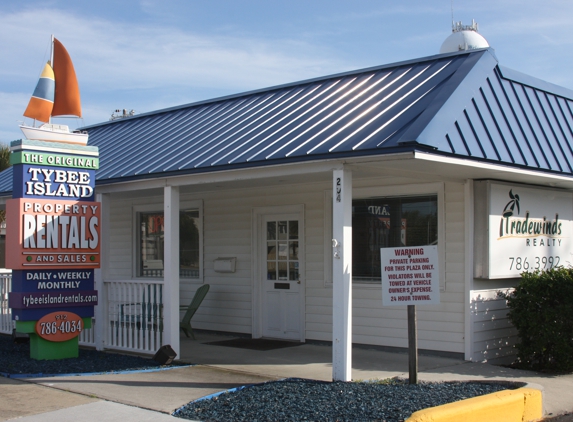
[[0, 167, 11, 195], [2, 47, 573, 194], [83, 49, 487, 184], [414, 55, 573, 173]]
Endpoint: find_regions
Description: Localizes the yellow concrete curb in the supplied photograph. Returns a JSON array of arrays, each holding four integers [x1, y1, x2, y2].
[[406, 387, 543, 422]]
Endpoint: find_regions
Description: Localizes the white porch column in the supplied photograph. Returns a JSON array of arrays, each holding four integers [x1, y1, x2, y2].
[[163, 186, 180, 356], [464, 179, 474, 361], [332, 166, 352, 381], [94, 193, 110, 351]]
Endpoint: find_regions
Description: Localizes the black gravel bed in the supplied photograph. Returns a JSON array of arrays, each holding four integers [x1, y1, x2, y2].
[[173, 378, 518, 422], [0, 334, 186, 376]]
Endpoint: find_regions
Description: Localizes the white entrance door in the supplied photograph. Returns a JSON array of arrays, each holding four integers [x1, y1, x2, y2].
[[260, 213, 304, 340]]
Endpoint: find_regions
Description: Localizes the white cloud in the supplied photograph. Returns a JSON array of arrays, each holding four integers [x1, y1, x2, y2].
[[1, 8, 344, 90], [3, 1, 573, 133]]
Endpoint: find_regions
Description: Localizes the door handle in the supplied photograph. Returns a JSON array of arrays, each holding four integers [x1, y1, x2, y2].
[[297, 279, 301, 284]]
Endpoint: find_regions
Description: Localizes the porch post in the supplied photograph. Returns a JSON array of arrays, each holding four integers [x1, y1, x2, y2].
[[163, 186, 180, 356], [464, 180, 474, 361], [94, 193, 110, 351], [332, 166, 352, 381]]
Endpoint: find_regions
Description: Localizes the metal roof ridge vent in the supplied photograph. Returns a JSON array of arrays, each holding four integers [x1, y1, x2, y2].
[[439, 19, 490, 54]]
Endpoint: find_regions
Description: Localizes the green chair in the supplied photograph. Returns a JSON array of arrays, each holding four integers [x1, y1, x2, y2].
[[180, 284, 210, 339]]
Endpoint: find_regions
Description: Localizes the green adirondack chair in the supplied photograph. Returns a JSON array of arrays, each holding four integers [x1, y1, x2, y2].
[[180, 284, 210, 339]]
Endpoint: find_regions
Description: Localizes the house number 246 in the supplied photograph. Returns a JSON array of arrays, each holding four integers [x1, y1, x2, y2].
[[336, 177, 341, 202]]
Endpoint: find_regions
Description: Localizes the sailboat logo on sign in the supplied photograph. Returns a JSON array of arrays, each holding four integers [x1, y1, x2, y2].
[[20, 37, 89, 145], [498, 189, 562, 240]]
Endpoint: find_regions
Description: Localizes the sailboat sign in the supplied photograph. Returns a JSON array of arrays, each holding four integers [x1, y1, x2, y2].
[[20, 37, 88, 145]]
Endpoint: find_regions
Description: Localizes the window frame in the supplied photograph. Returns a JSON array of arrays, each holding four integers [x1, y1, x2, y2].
[[324, 183, 445, 290], [133, 200, 203, 282]]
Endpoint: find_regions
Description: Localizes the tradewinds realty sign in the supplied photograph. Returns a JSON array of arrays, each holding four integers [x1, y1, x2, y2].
[[498, 191, 563, 243], [474, 181, 573, 279]]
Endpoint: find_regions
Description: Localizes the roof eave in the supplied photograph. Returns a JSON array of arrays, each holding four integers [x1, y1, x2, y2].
[[498, 66, 573, 99]]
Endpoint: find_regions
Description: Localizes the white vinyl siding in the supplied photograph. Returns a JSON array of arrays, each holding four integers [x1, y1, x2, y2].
[[199, 195, 252, 333], [470, 288, 517, 363], [107, 197, 137, 279], [193, 182, 326, 336]]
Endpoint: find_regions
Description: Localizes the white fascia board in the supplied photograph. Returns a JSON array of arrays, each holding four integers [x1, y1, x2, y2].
[[94, 152, 415, 194], [414, 151, 573, 186]]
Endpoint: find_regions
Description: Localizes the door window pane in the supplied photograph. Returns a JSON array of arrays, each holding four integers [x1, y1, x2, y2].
[[266, 219, 299, 283], [278, 221, 288, 240], [267, 222, 276, 240], [267, 243, 277, 260], [278, 242, 288, 260], [267, 262, 276, 280], [289, 241, 298, 260], [289, 221, 298, 240], [278, 262, 288, 280], [289, 262, 299, 281]]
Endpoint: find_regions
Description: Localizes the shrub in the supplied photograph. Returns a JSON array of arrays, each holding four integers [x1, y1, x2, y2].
[[499, 267, 573, 372]]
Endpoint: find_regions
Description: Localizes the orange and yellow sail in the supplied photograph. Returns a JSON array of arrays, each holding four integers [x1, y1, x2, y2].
[[23, 63, 54, 123], [23, 38, 82, 123]]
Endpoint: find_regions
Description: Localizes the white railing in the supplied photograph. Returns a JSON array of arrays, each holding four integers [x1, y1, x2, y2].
[[104, 280, 163, 354], [78, 318, 95, 347], [0, 271, 12, 335], [0, 272, 164, 355]]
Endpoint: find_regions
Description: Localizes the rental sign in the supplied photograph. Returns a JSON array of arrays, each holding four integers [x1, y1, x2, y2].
[[6, 139, 100, 359], [13, 165, 96, 200], [6, 198, 100, 269]]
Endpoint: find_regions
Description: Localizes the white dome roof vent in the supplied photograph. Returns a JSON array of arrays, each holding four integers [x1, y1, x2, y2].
[[439, 20, 489, 54]]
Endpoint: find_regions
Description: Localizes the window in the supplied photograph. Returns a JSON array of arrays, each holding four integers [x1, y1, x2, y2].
[[138, 208, 201, 278], [266, 220, 299, 281], [352, 195, 438, 283]]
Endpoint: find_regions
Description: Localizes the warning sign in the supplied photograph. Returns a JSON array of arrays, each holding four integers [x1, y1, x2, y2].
[[381, 246, 440, 306]]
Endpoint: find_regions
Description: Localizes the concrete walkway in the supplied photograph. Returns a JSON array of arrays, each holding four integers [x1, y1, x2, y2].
[[2, 332, 573, 421]]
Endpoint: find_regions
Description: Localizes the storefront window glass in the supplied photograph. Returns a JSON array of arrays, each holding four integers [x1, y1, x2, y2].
[[353, 195, 438, 283], [138, 209, 200, 278]]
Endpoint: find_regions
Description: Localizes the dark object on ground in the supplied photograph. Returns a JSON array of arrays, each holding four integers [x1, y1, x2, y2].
[[173, 378, 516, 422], [0, 334, 184, 376], [203, 338, 303, 351], [12, 329, 29, 344], [153, 344, 177, 365], [499, 267, 573, 372]]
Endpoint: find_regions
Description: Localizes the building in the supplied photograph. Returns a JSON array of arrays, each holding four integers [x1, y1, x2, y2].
[[2, 26, 573, 379]]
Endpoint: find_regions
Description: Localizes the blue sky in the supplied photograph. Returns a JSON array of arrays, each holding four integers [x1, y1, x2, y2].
[[2, 0, 573, 145]]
